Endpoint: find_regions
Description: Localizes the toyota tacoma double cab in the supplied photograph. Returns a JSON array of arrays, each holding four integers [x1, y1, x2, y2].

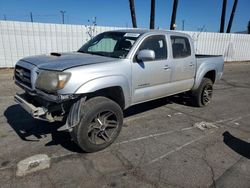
[[14, 29, 224, 152]]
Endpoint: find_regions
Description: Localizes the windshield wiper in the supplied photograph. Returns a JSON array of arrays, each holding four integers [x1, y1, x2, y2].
[[77, 50, 87, 54], [89, 52, 106, 57], [78, 51, 106, 57], [78, 51, 119, 58]]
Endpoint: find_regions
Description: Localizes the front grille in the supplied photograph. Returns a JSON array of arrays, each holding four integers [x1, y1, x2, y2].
[[15, 65, 32, 88]]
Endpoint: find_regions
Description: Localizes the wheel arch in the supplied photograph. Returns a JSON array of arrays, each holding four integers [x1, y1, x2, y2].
[[75, 75, 131, 109], [192, 65, 217, 90]]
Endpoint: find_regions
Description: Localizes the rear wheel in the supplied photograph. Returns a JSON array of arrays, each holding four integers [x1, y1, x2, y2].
[[71, 96, 123, 152], [191, 78, 213, 107]]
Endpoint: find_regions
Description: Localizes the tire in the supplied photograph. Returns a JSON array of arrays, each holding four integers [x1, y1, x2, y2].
[[71, 96, 123, 152], [191, 78, 213, 107]]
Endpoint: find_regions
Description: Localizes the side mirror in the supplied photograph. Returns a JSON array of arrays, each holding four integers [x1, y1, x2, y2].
[[137, 50, 155, 61]]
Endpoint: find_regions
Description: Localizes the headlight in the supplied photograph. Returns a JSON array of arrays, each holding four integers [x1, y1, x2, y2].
[[35, 71, 71, 92]]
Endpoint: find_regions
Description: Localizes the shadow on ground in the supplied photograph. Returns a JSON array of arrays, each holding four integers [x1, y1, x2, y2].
[[4, 104, 84, 153], [223, 131, 250, 159], [4, 94, 192, 153], [124, 93, 193, 117]]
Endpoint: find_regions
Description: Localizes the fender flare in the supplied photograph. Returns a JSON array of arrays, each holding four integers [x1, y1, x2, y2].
[[192, 63, 217, 90]]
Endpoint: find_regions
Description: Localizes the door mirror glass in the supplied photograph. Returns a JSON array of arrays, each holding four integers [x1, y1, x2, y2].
[[137, 49, 155, 61]]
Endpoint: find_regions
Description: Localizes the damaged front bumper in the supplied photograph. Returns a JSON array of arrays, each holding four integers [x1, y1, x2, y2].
[[14, 94, 54, 122], [14, 92, 85, 130], [14, 93, 54, 122]]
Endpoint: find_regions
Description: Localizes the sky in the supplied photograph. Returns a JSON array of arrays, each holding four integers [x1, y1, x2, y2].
[[0, 0, 249, 32]]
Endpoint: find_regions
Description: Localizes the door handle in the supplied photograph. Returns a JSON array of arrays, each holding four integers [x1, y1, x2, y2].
[[189, 62, 194, 66], [164, 65, 170, 70]]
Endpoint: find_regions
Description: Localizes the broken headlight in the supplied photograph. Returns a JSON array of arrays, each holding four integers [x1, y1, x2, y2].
[[35, 71, 71, 92]]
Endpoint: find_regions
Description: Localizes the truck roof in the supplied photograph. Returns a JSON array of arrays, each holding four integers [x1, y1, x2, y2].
[[110, 29, 189, 37]]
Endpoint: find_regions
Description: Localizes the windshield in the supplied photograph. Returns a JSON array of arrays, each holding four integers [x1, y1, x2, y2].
[[78, 32, 141, 58]]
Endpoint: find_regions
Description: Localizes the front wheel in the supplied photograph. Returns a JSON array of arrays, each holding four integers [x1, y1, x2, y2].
[[70, 96, 123, 153], [191, 78, 213, 107]]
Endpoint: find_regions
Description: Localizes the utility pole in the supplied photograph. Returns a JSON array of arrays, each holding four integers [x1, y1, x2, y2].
[[220, 0, 227, 33], [30, 12, 33, 22], [182, 20, 185, 31], [170, 0, 178, 30], [226, 0, 238, 33], [3, 14, 7, 20], [93, 16, 97, 26], [149, 0, 155, 29], [60, 10, 66, 24], [128, 0, 137, 28]]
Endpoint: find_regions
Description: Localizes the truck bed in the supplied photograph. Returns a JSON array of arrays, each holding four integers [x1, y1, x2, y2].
[[196, 54, 223, 64], [196, 54, 223, 58], [195, 54, 224, 83]]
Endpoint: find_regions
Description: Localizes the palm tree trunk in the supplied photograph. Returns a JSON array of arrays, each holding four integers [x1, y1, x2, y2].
[[170, 0, 178, 30], [220, 0, 227, 33], [226, 0, 238, 33], [129, 0, 137, 28], [248, 21, 250, 34], [150, 0, 155, 29]]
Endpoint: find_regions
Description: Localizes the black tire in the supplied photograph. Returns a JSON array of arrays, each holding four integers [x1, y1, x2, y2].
[[71, 96, 123, 152], [191, 78, 213, 107]]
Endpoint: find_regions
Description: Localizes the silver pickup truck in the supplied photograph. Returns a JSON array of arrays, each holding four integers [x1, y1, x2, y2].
[[14, 29, 224, 152]]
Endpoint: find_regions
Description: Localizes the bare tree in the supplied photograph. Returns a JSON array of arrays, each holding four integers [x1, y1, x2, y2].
[[85, 17, 97, 40], [150, 0, 155, 29], [129, 0, 137, 28]]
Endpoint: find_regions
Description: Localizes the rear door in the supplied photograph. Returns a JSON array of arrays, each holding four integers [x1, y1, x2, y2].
[[170, 35, 196, 91], [131, 34, 172, 104]]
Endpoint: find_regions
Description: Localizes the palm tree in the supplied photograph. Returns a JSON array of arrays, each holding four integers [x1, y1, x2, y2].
[[226, 0, 238, 33], [220, 0, 227, 33], [248, 21, 250, 34], [129, 0, 137, 28], [170, 0, 178, 30], [150, 0, 155, 29]]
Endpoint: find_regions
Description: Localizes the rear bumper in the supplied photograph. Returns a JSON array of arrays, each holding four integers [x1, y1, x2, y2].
[[14, 93, 52, 121]]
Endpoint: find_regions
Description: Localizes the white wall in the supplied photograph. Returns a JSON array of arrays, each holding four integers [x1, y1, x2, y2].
[[0, 20, 250, 67], [0, 21, 120, 67], [184, 31, 250, 62]]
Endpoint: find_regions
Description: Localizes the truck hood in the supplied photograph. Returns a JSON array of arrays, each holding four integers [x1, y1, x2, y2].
[[20, 52, 117, 71]]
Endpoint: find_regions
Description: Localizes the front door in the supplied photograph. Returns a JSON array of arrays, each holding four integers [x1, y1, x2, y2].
[[132, 35, 171, 104]]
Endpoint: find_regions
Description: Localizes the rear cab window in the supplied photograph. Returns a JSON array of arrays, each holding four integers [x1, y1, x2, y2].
[[171, 36, 191, 58]]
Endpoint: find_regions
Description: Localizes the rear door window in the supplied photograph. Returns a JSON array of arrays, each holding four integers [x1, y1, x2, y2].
[[171, 36, 191, 58]]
